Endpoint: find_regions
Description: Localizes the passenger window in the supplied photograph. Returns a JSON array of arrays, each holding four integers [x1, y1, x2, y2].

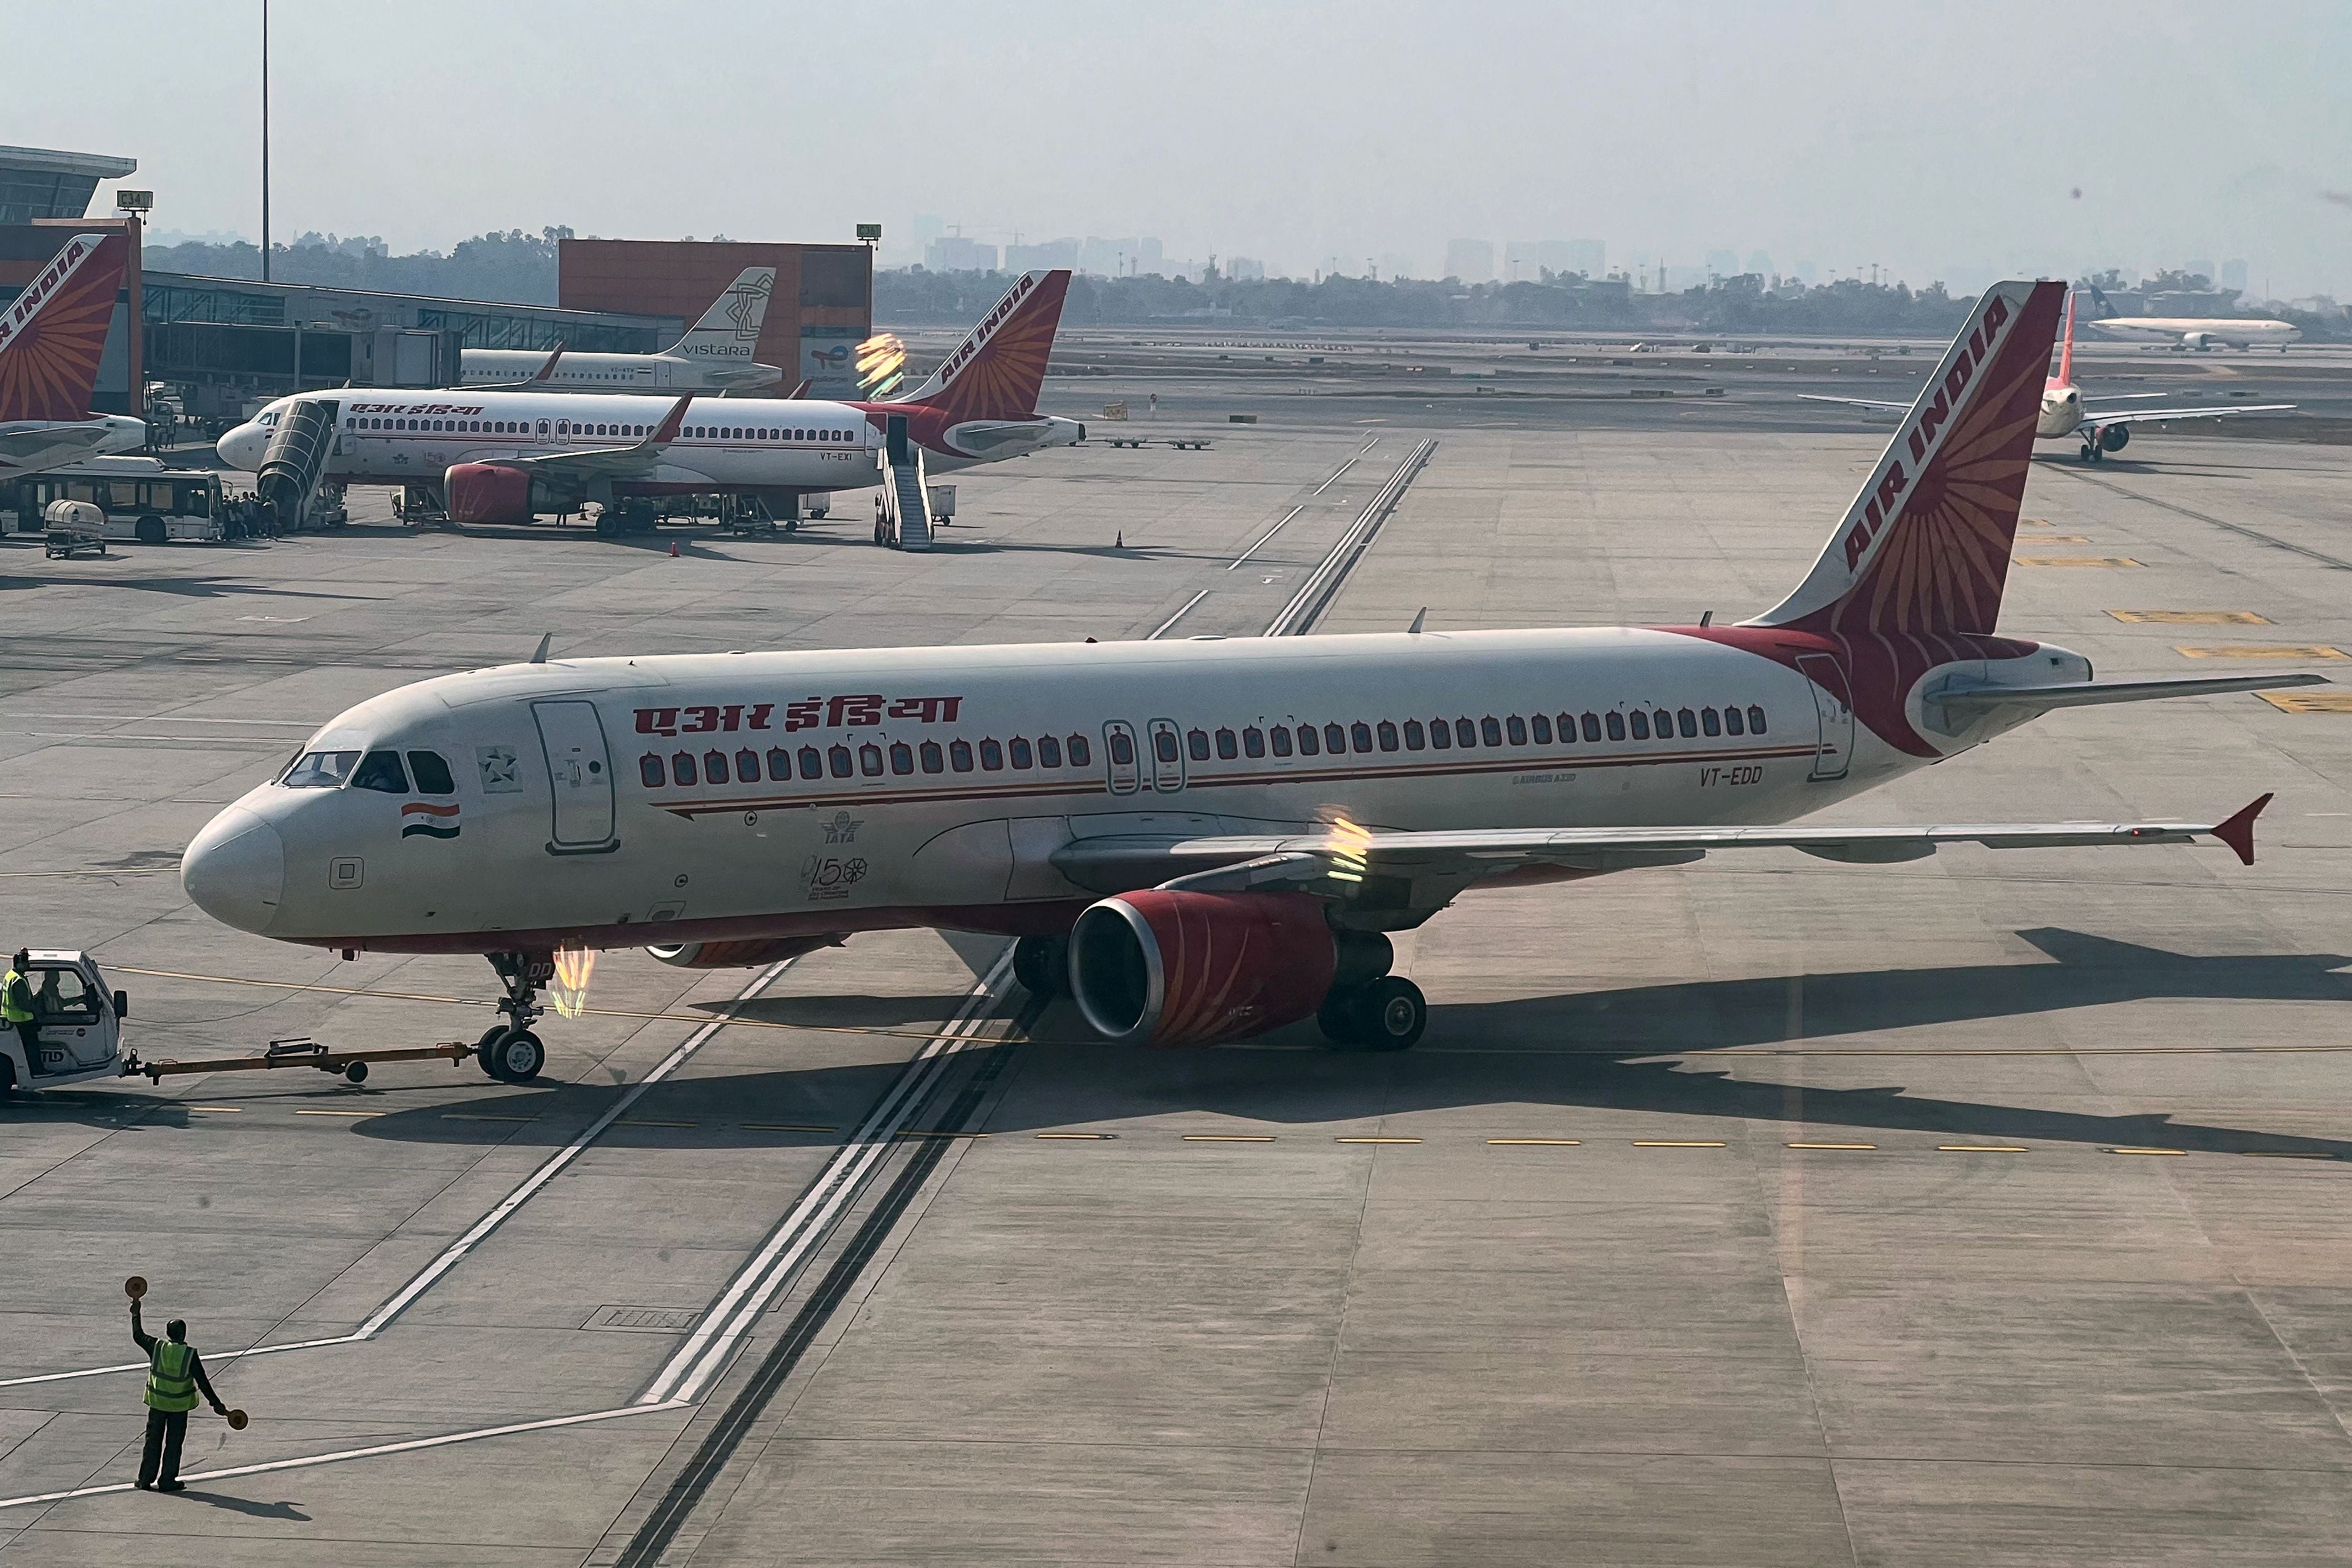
[[1270, 726, 1292, 757], [1724, 706, 1744, 736], [640, 753, 665, 787], [859, 744, 884, 777], [766, 747, 790, 778], [737, 748, 761, 782], [1150, 730, 1175, 764], [1012, 737, 1035, 769], [799, 746, 823, 779], [1630, 712, 1650, 740], [705, 750, 730, 785], [1481, 716, 1503, 747], [889, 742, 914, 775], [1215, 727, 1238, 760], [830, 744, 854, 777], [1456, 718, 1477, 748], [1324, 722, 1347, 754], [1096, 734, 1120, 768], [673, 751, 698, 786], [920, 741, 943, 774], [1403, 720, 1424, 750], [1039, 735, 1062, 767], [1701, 708, 1720, 737], [1297, 724, 1319, 756], [1243, 727, 1265, 758], [1505, 716, 1527, 745], [1678, 708, 1698, 738], [1188, 728, 1211, 762], [1582, 712, 1601, 742], [1376, 720, 1398, 752], [1429, 717, 1451, 750], [407, 750, 456, 794], [350, 751, 410, 793], [1604, 712, 1625, 741], [1068, 734, 1090, 766], [1748, 705, 1767, 733], [950, 739, 973, 772], [1531, 714, 1552, 743], [1654, 709, 1674, 738], [1351, 722, 1374, 753], [280, 750, 360, 788]]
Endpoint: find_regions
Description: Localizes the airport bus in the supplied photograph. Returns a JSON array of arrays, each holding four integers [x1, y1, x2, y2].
[[10, 456, 226, 543]]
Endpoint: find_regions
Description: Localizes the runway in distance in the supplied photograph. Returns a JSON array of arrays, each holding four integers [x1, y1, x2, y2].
[[181, 280, 2326, 1078], [0, 233, 144, 475], [456, 266, 785, 393], [212, 270, 1083, 529], [2084, 285, 2302, 351], [1805, 288, 2294, 461]]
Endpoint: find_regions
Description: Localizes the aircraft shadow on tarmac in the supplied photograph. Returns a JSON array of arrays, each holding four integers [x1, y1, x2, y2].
[[326, 928, 2352, 1160], [3, 576, 382, 601]]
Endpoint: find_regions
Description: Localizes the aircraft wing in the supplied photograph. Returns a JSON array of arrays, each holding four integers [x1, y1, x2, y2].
[[1051, 795, 2275, 901], [506, 394, 694, 480], [0, 421, 116, 471], [2081, 402, 2296, 427], [1798, 393, 1909, 411]]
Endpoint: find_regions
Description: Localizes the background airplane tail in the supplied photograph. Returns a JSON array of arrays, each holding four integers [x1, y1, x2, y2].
[[0, 233, 129, 423], [897, 270, 1071, 421], [666, 266, 775, 358], [1747, 278, 2066, 638], [2058, 288, 2076, 386]]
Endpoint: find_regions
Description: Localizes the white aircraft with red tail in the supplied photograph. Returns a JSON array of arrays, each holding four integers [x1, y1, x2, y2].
[[182, 280, 2325, 1081], [0, 233, 144, 474]]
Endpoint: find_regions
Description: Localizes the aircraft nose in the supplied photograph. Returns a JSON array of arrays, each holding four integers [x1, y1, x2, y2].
[[217, 425, 262, 469], [182, 808, 285, 935]]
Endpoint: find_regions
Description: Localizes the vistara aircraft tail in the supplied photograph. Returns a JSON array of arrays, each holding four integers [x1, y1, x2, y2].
[[0, 232, 145, 472]]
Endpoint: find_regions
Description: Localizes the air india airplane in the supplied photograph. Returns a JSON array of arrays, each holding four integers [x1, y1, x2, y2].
[[0, 232, 145, 475], [456, 266, 785, 393], [213, 270, 1082, 535], [1806, 289, 2293, 461], [181, 279, 2323, 1083]]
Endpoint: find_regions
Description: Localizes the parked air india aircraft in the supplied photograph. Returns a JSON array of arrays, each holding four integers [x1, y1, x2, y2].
[[1805, 288, 2295, 461], [456, 267, 785, 393], [213, 270, 1081, 534], [181, 280, 2325, 1083], [0, 233, 144, 474]]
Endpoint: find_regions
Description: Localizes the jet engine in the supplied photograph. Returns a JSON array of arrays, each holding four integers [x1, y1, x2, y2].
[[2098, 423, 2131, 452], [1068, 889, 1343, 1047], [2179, 332, 2218, 352], [445, 462, 537, 524], [647, 935, 846, 968]]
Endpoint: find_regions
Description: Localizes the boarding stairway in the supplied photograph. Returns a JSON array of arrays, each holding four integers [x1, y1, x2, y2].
[[255, 397, 339, 529], [875, 413, 932, 551]]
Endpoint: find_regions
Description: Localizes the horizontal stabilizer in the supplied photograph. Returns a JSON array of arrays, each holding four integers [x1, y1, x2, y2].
[[1935, 672, 2329, 716]]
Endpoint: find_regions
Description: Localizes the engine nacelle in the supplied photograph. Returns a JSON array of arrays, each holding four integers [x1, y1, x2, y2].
[[1068, 890, 1337, 1047], [2180, 332, 2218, 352], [646, 935, 846, 968], [2098, 423, 2131, 452], [445, 462, 535, 524]]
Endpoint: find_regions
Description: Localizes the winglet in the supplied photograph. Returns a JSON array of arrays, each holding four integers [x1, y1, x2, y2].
[[1408, 607, 1427, 634], [535, 342, 566, 381], [651, 395, 694, 445], [2212, 793, 2271, 866], [785, 378, 812, 400], [529, 632, 552, 664]]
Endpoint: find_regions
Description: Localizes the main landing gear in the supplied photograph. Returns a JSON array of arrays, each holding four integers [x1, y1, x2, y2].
[[1012, 934, 1068, 999], [1318, 931, 1427, 1050], [477, 951, 551, 1083]]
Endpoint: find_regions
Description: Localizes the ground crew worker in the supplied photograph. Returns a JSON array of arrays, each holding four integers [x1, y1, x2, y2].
[[3, 951, 37, 1068], [130, 1298, 229, 1491]]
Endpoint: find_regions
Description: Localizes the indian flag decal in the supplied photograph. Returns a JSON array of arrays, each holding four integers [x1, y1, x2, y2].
[[400, 801, 461, 839]]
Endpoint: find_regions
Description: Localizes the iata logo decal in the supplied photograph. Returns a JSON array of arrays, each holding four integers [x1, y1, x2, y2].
[[400, 801, 460, 840]]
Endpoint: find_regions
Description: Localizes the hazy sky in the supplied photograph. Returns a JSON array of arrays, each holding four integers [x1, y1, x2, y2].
[[14, 0, 2352, 296]]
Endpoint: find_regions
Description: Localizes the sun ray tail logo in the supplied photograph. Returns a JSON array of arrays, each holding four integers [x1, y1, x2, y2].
[[400, 801, 461, 839]]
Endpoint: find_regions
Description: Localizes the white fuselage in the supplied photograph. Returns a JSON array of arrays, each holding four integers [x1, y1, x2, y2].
[[177, 627, 2079, 955], [2089, 316, 2301, 350], [457, 349, 785, 394], [0, 414, 146, 474]]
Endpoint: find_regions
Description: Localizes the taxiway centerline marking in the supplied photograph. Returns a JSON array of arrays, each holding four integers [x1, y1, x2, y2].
[[1226, 505, 1306, 570], [1146, 588, 1211, 640]]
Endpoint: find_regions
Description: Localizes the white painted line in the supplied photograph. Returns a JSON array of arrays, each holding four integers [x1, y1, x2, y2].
[[0, 959, 798, 1393], [1226, 505, 1305, 571], [4, 714, 324, 727], [638, 954, 1010, 1406], [0, 1400, 690, 1511], [1310, 456, 1360, 495], [1146, 590, 1211, 640]]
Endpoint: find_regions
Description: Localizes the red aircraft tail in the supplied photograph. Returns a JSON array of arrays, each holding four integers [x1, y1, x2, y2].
[[0, 233, 129, 423], [897, 269, 1070, 421]]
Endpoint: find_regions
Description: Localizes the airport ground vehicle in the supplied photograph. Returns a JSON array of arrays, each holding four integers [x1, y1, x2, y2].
[[0, 951, 129, 1091], [181, 281, 2329, 1062], [11, 458, 224, 543]]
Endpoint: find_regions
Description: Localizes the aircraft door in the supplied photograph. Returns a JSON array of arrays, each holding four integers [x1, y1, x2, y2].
[[532, 699, 618, 850], [535, 418, 551, 440], [1794, 654, 1853, 782], [1102, 721, 1140, 796], [1145, 719, 1186, 793], [886, 415, 911, 466]]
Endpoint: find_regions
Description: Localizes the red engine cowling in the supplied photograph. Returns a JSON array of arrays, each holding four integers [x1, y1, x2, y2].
[[1068, 890, 1336, 1047], [646, 935, 846, 968], [445, 462, 534, 524]]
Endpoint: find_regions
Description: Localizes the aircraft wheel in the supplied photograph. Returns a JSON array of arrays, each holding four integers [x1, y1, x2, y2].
[[476, 1025, 510, 1078], [482, 1028, 545, 1083], [1012, 935, 1068, 999], [2080, 445, 2094, 463], [1321, 978, 1426, 1051]]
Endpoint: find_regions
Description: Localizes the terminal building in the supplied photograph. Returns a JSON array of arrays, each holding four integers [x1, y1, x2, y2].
[[558, 239, 872, 397]]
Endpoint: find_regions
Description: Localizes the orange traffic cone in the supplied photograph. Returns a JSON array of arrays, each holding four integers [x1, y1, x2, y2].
[[669, 540, 680, 558]]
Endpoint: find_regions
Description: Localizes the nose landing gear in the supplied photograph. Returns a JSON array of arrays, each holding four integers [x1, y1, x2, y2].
[[477, 951, 552, 1083]]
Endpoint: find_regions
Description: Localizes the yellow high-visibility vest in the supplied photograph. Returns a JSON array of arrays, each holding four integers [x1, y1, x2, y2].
[[144, 1340, 198, 1413]]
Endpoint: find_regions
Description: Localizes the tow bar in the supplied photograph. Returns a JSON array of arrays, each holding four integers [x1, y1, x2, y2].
[[122, 1034, 476, 1086]]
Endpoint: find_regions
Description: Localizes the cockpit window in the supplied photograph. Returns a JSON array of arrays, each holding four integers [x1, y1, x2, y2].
[[350, 751, 410, 794], [280, 751, 359, 788], [406, 750, 456, 795]]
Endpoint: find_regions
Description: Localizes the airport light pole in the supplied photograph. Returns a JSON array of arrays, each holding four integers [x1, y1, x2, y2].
[[260, 0, 271, 283]]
